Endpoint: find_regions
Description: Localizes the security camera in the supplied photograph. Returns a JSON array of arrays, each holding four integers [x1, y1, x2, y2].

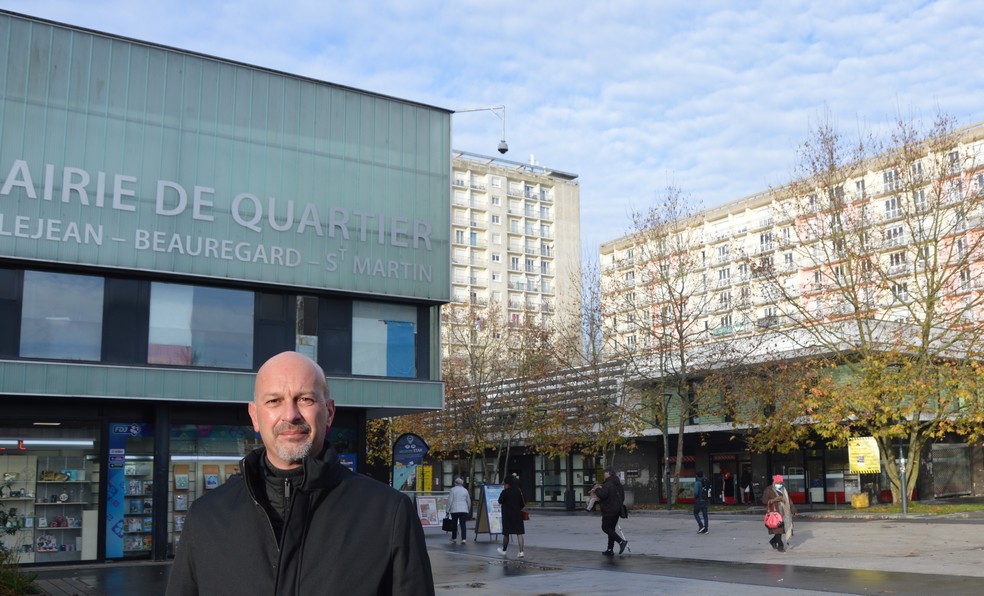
[[498, 140, 509, 154]]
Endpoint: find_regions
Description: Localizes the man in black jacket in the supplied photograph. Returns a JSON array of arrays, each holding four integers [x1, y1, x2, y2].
[[166, 351, 434, 596], [594, 467, 628, 556]]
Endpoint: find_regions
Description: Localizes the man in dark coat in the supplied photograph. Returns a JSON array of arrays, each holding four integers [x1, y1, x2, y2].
[[594, 467, 628, 556], [165, 351, 434, 596], [693, 470, 709, 534]]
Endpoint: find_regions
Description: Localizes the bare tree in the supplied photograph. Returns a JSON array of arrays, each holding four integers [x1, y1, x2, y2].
[[601, 186, 764, 503], [736, 111, 984, 502]]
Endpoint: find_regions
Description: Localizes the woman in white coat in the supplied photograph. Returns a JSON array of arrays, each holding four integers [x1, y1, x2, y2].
[[447, 477, 471, 544]]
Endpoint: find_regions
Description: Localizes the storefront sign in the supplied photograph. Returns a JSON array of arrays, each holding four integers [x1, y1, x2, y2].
[[0, 15, 450, 300]]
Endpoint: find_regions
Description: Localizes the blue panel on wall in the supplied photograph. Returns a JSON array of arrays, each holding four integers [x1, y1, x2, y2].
[[386, 320, 415, 378]]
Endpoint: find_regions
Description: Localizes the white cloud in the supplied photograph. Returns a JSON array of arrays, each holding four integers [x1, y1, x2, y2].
[[3, 0, 982, 253]]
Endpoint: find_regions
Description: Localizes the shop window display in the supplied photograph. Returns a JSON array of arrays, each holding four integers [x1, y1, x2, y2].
[[0, 429, 100, 564]]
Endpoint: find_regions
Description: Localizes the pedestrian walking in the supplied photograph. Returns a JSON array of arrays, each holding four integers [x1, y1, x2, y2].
[[594, 467, 629, 556], [497, 474, 526, 558], [693, 470, 709, 534], [761, 474, 796, 552], [447, 477, 471, 544]]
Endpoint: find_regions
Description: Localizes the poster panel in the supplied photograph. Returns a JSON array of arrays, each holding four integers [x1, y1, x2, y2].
[[849, 437, 881, 473]]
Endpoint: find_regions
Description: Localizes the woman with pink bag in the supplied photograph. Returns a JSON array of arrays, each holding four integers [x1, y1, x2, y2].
[[761, 474, 796, 552]]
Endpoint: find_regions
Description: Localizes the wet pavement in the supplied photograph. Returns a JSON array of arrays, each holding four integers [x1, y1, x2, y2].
[[29, 507, 984, 595]]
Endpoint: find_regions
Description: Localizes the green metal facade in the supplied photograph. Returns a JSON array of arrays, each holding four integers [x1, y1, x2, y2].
[[0, 12, 448, 410], [0, 13, 451, 300]]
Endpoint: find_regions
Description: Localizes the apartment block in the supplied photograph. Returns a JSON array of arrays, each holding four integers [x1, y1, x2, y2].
[[600, 121, 984, 359], [450, 151, 581, 351]]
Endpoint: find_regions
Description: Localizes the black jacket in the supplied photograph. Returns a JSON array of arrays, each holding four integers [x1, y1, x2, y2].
[[165, 446, 434, 596], [594, 474, 624, 516]]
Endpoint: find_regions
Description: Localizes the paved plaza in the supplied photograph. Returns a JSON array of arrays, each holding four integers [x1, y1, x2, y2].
[[30, 507, 984, 595]]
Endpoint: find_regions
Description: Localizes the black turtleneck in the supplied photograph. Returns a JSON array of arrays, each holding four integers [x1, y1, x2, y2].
[[261, 456, 305, 544]]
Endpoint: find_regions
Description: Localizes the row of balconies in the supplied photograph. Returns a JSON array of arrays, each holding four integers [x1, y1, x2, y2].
[[507, 226, 553, 239], [505, 207, 553, 221]]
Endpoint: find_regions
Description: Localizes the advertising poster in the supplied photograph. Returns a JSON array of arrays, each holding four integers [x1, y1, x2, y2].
[[392, 434, 429, 491], [473, 484, 504, 537], [849, 437, 881, 473]]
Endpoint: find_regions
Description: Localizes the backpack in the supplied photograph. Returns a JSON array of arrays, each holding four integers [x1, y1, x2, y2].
[[697, 479, 712, 501]]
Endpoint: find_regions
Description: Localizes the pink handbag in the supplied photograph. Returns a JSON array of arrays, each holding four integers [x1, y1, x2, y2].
[[764, 501, 784, 529]]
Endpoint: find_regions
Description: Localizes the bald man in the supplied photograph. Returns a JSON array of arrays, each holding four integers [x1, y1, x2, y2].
[[167, 352, 434, 596]]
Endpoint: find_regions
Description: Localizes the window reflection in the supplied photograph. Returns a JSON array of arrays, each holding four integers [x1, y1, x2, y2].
[[20, 271, 104, 360], [148, 283, 254, 369], [352, 301, 416, 377]]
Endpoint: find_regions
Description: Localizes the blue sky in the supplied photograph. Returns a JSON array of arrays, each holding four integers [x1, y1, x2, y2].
[[4, 1, 983, 254]]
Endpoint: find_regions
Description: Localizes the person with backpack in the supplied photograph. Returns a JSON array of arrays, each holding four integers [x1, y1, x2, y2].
[[594, 467, 629, 556], [693, 470, 710, 534]]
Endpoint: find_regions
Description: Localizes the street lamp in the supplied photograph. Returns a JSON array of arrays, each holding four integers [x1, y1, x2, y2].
[[455, 105, 508, 154]]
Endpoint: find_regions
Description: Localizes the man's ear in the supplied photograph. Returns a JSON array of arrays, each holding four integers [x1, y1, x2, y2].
[[325, 399, 336, 430], [248, 402, 260, 432]]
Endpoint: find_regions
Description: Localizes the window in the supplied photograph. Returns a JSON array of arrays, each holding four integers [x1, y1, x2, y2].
[[718, 267, 730, 285], [470, 231, 478, 246], [784, 252, 794, 268], [455, 230, 465, 244], [889, 251, 906, 270], [21, 271, 104, 360], [540, 262, 549, 274], [885, 196, 900, 219], [510, 256, 520, 270], [916, 246, 931, 266], [491, 215, 501, 225], [855, 179, 866, 196], [913, 189, 927, 211], [491, 178, 502, 189], [947, 179, 963, 203], [718, 291, 731, 309], [352, 301, 416, 378], [491, 196, 501, 206], [948, 151, 960, 173], [892, 282, 909, 302], [525, 258, 535, 273], [491, 272, 501, 282], [720, 314, 732, 328], [148, 283, 254, 368], [626, 335, 637, 350], [960, 268, 971, 292], [910, 160, 923, 180], [492, 233, 502, 245], [491, 253, 502, 263], [885, 225, 904, 246], [883, 170, 900, 193], [624, 271, 635, 284]]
